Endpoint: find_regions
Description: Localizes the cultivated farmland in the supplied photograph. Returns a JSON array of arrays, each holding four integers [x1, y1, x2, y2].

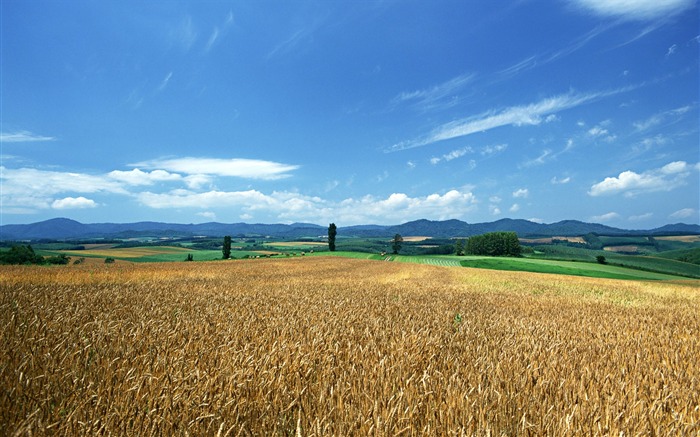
[[1, 257, 698, 435]]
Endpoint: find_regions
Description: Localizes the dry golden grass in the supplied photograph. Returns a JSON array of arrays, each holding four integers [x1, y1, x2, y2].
[[59, 246, 191, 259], [656, 235, 700, 243], [1, 258, 698, 435]]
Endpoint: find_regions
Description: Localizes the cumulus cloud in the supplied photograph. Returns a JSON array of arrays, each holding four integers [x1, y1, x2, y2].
[[513, 188, 529, 198], [570, 0, 695, 20], [52, 196, 98, 210], [107, 168, 182, 185], [589, 161, 697, 197], [509, 204, 520, 213], [135, 157, 299, 180], [135, 189, 478, 225], [591, 212, 620, 222]]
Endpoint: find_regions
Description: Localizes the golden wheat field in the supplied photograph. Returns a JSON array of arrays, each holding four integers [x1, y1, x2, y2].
[[1, 257, 699, 436]]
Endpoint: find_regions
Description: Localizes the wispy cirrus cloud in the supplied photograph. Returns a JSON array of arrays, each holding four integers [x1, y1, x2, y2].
[[388, 88, 627, 152], [1, 131, 56, 143], [134, 157, 300, 180], [205, 10, 234, 52], [392, 73, 476, 112], [570, 0, 696, 20], [589, 161, 698, 197], [633, 105, 693, 131], [157, 72, 173, 92]]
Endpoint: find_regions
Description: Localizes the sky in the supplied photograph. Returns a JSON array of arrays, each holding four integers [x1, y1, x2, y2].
[[1, 0, 699, 228]]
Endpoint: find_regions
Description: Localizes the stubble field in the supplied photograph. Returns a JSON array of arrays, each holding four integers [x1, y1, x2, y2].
[[1, 257, 698, 435]]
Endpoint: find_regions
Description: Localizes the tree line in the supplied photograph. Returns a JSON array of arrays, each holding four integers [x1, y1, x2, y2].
[[0, 245, 71, 265]]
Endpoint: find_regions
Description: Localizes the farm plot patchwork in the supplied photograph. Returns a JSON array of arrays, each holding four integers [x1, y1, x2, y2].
[[2, 258, 698, 435]]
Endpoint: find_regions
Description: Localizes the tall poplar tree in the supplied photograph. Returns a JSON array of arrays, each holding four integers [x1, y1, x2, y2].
[[222, 236, 232, 259], [328, 223, 337, 252]]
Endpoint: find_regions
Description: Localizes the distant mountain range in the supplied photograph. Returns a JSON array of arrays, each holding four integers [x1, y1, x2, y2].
[[1, 217, 699, 241]]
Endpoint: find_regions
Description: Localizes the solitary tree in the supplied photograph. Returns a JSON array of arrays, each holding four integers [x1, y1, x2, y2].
[[328, 223, 337, 252], [222, 236, 232, 259], [392, 234, 403, 255]]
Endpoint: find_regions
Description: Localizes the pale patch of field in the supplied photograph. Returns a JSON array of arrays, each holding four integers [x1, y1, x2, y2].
[[2, 258, 698, 435], [520, 236, 586, 244], [59, 246, 191, 258], [604, 245, 639, 252], [656, 235, 700, 242], [401, 236, 432, 242]]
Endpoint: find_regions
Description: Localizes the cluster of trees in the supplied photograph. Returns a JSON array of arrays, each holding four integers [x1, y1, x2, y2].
[[458, 232, 522, 257], [0, 245, 71, 265]]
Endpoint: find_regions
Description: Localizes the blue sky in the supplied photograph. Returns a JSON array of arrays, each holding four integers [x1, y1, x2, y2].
[[1, 0, 698, 227]]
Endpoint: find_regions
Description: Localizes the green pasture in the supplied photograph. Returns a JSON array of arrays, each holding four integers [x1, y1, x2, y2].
[[459, 257, 685, 281]]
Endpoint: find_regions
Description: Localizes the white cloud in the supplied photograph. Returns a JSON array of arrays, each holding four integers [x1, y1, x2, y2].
[[430, 146, 473, 164], [107, 168, 182, 185], [528, 218, 545, 224], [551, 176, 571, 184], [481, 144, 508, 156], [392, 73, 475, 112], [513, 188, 529, 198], [633, 105, 694, 131], [197, 211, 217, 221], [570, 0, 695, 20], [509, 203, 520, 213], [388, 89, 626, 151], [183, 174, 214, 190], [1, 131, 56, 143], [522, 149, 552, 167], [135, 157, 299, 180], [157, 72, 173, 92], [1, 167, 127, 197], [51, 196, 98, 210], [629, 212, 653, 221], [669, 208, 696, 219], [489, 205, 502, 216], [666, 44, 678, 56], [489, 196, 502, 203], [406, 161, 416, 169], [591, 212, 620, 222], [587, 121, 616, 142], [589, 161, 697, 197], [135, 189, 478, 226]]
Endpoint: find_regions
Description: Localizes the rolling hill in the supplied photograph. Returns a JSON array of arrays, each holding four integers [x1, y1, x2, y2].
[[1, 217, 698, 241]]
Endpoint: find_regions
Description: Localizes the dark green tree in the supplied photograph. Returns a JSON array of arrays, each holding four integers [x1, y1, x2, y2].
[[465, 232, 521, 257], [596, 255, 607, 264], [0, 245, 44, 265], [328, 223, 337, 252], [454, 239, 465, 256], [392, 234, 403, 255], [222, 236, 232, 259]]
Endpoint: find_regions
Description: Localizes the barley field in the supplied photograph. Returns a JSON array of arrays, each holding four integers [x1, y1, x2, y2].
[[1, 257, 698, 435]]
